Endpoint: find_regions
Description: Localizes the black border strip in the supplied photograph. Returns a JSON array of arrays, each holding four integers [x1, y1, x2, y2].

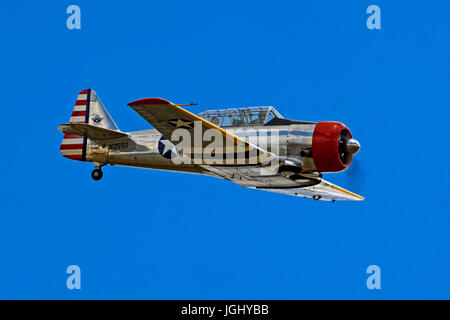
[[81, 89, 91, 161]]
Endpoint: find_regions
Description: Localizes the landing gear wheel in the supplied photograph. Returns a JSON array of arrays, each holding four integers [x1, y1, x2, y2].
[[91, 169, 103, 181]]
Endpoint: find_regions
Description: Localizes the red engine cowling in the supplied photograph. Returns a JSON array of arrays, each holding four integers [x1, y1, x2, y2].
[[312, 121, 353, 172]]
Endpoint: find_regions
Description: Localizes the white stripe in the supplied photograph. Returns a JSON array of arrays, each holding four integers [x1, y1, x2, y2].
[[61, 149, 83, 155], [77, 94, 88, 100], [73, 105, 86, 111], [61, 138, 83, 144], [70, 116, 86, 123]]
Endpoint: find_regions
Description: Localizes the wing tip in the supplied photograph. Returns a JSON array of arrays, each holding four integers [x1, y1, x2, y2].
[[330, 184, 365, 201], [128, 98, 171, 106]]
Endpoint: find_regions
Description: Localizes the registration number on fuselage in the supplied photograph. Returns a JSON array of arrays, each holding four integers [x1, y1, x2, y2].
[[108, 142, 128, 150]]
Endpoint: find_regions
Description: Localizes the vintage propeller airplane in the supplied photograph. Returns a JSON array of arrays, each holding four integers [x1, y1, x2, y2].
[[58, 89, 364, 201]]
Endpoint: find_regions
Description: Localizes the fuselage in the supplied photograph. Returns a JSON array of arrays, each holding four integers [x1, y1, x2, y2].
[[86, 123, 316, 174]]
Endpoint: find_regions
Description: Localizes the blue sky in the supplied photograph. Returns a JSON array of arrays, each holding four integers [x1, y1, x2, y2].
[[0, 0, 449, 299]]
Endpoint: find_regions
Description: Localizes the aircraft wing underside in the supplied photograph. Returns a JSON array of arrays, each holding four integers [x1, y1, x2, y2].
[[201, 165, 364, 201], [258, 178, 365, 201]]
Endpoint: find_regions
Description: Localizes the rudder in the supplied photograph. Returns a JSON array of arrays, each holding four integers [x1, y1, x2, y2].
[[60, 89, 119, 161]]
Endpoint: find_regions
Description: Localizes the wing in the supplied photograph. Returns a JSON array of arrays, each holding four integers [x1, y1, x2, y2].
[[201, 165, 364, 201], [58, 123, 128, 140], [256, 179, 365, 201], [128, 98, 274, 165]]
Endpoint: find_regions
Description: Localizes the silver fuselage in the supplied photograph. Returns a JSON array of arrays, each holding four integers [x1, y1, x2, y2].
[[85, 123, 317, 174]]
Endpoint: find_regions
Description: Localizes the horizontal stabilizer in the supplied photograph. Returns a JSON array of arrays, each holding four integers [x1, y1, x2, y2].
[[58, 123, 128, 141]]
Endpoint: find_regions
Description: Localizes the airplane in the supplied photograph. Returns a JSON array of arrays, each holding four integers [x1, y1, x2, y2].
[[58, 89, 364, 201]]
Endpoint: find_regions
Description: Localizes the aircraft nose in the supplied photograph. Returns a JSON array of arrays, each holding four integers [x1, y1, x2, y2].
[[347, 138, 360, 155]]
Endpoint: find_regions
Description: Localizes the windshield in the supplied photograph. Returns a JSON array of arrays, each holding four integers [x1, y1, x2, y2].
[[198, 106, 283, 127]]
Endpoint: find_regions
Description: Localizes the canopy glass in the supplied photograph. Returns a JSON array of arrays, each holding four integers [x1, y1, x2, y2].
[[198, 106, 283, 127]]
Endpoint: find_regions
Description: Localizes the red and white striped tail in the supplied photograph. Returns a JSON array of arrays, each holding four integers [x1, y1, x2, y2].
[[60, 89, 91, 161]]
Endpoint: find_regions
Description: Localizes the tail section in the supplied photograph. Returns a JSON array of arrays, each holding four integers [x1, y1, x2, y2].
[[60, 89, 119, 161], [87, 90, 119, 130]]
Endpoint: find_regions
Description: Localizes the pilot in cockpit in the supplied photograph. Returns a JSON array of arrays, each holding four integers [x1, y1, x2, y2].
[[250, 111, 266, 125], [211, 116, 220, 125]]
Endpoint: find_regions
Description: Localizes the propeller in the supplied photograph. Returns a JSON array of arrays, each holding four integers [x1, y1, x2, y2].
[[344, 138, 365, 193], [334, 127, 365, 193]]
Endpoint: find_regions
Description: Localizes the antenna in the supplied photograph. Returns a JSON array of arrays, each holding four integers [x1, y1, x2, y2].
[[176, 102, 198, 107]]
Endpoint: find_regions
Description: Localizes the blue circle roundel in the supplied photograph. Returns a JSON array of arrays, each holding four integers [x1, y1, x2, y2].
[[158, 136, 177, 159]]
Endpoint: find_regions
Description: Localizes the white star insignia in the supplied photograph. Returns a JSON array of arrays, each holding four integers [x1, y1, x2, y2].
[[160, 139, 177, 156], [168, 119, 193, 128]]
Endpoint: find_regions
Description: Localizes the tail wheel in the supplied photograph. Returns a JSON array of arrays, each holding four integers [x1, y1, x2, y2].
[[91, 169, 103, 181]]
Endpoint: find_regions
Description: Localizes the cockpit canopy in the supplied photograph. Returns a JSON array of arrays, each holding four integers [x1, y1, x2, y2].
[[198, 106, 284, 127]]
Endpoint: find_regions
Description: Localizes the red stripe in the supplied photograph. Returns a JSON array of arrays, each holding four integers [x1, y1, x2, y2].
[[71, 111, 86, 117], [64, 154, 83, 161], [75, 100, 87, 106], [63, 134, 82, 139], [79, 89, 90, 94], [60, 144, 84, 150]]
